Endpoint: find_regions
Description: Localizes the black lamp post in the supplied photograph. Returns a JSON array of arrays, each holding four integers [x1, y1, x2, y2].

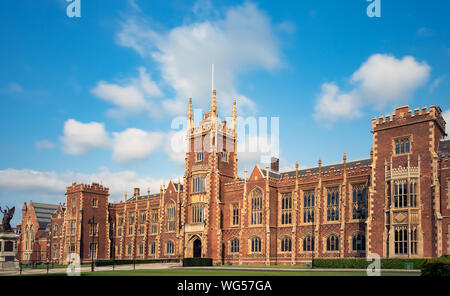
[[88, 216, 96, 272]]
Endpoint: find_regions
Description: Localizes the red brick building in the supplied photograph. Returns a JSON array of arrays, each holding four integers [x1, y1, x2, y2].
[[17, 89, 450, 265]]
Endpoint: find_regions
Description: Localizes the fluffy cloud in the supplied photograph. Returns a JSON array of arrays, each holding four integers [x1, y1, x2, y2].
[[116, 2, 284, 116], [59, 119, 181, 166], [313, 83, 361, 122], [314, 54, 431, 123], [352, 54, 430, 108], [0, 167, 167, 202], [112, 128, 164, 165], [91, 67, 162, 117], [60, 119, 111, 155]]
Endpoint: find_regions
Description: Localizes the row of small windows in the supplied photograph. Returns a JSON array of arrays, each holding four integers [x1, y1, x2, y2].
[[195, 151, 229, 162], [228, 234, 365, 253], [118, 240, 175, 256]]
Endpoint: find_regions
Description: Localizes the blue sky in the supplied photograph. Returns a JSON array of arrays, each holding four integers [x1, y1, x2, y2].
[[1, 0, 449, 225]]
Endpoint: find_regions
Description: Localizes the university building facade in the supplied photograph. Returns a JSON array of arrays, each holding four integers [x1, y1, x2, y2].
[[18, 89, 450, 265]]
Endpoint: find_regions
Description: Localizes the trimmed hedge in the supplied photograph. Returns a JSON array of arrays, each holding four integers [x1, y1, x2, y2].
[[313, 258, 427, 269], [421, 257, 450, 277], [182, 258, 213, 267], [95, 258, 179, 267]]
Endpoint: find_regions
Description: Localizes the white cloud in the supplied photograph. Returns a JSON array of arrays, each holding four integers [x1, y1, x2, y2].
[[112, 128, 164, 165], [60, 119, 111, 155], [0, 169, 70, 196], [116, 2, 283, 116], [352, 54, 430, 108], [0, 167, 167, 202], [36, 140, 56, 150], [314, 54, 431, 123], [91, 67, 162, 117], [313, 83, 361, 122]]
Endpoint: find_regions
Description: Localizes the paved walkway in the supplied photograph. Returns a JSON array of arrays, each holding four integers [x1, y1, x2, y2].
[[182, 266, 421, 274], [0, 263, 420, 276], [0, 262, 182, 276]]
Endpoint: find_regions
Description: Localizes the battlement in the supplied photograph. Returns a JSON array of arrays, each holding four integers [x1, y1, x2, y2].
[[371, 105, 446, 133], [66, 182, 109, 195]]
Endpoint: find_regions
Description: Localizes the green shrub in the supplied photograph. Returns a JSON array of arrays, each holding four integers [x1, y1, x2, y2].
[[95, 258, 179, 267], [421, 258, 450, 277], [182, 258, 213, 267], [312, 258, 427, 269]]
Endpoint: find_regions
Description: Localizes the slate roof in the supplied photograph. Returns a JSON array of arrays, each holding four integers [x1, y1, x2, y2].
[[31, 202, 58, 229], [260, 158, 372, 180], [438, 140, 450, 157]]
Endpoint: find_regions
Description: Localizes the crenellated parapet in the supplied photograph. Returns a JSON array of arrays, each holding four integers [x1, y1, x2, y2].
[[66, 182, 109, 196], [371, 105, 446, 134]]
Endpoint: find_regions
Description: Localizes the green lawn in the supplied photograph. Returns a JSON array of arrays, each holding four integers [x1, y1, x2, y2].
[[25, 268, 419, 276], [215, 265, 311, 269]]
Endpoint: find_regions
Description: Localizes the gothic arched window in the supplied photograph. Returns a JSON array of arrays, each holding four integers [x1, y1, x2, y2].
[[281, 236, 292, 252], [326, 235, 339, 251], [250, 188, 263, 225], [251, 236, 262, 253], [230, 238, 239, 253]]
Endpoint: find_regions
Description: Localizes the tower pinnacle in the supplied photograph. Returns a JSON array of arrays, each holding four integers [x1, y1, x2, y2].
[[188, 97, 193, 128]]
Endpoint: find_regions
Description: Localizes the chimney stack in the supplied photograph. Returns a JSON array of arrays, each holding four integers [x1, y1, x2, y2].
[[270, 157, 279, 172]]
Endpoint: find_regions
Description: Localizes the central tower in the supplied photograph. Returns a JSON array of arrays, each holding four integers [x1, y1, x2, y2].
[[181, 83, 238, 263]]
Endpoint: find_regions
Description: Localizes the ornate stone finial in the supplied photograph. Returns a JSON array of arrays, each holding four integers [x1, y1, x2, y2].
[[266, 164, 269, 179], [318, 157, 322, 175], [147, 187, 150, 197], [343, 152, 347, 170], [244, 166, 248, 179], [124, 192, 127, 202], [232, 99, 237, 126], [295, 161, 299, 178], [211, 90, 217, 118], [188, 97, 193, 123]]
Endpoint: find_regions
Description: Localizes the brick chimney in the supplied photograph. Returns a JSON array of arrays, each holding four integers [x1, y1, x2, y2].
[[270, 157, 279, 172]]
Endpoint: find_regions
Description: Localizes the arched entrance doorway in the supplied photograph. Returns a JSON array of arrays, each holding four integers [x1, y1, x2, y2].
[[193, 238, 202, 258]]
